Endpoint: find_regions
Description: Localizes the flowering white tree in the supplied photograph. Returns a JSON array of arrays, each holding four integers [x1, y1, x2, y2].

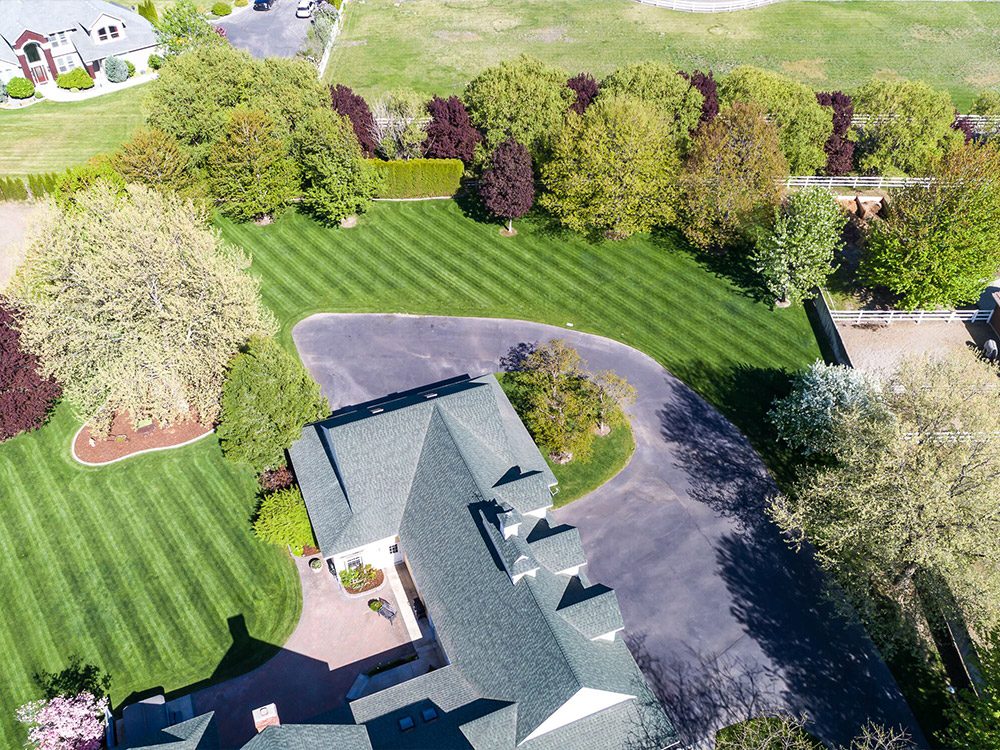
[[769, 360, 885, 456], [16, 692, 107, 750], [752, 187, 846, 307]]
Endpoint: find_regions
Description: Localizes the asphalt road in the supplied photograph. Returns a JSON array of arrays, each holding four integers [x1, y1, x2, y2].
[[216, 0, 311, 59], [292, 313, 926, 749]]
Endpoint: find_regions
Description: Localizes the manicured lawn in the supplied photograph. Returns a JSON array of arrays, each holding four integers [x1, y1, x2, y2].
[[0, 86, 147, 176], [218, 200, 821, 457], [327, 0, 1000, 108], [0, 407, 300, 748], [548, 424, 635, 508]]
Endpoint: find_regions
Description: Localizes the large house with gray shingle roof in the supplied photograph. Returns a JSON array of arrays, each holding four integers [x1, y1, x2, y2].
[[0, 0, 157, 87], [125, 374, 676, 750]]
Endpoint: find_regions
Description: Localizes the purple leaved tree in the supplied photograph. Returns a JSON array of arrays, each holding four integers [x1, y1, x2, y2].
[[329, 84, 377, 156], [816, 91, 855, 175], [16, 692, 108, 750], [952, 115, 975, 144], [479, 138, 534, 235], [1, 299, 60, 442], [421, 95, 481, 163], [567, 73, 599, 114], [680, 70, 719, 124]]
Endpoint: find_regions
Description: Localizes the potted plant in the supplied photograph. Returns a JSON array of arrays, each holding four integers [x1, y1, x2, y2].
[[368, 599, 383, 612], [308, 557, 323, 572]]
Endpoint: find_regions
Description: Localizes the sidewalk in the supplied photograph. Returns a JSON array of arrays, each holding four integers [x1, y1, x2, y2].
[[36, 71, 156, 103]]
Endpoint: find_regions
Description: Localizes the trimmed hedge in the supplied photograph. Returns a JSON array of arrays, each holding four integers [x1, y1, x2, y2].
[[27, 173, 61, 198], [7, 77, 34, 99], [57, 68, 94, 90], [0, 177, 29, 201], [368, 158, 464, 199], [212, 1, 232, 15]]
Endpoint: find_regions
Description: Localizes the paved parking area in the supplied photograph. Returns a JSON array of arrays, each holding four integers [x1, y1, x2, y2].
[[216, 0, 311, 59]]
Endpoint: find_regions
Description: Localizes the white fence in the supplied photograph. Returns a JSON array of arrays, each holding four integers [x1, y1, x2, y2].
[[852, 114, 1000, 135], [784, 176, 934, 189], [828, 308, 993, 325], [633, 0, 780, 11]]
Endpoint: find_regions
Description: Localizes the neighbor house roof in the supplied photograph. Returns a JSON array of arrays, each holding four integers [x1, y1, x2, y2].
[[0, 0, 156, 65], [129, 712, 217, 750], [289, 374, 677, 750]]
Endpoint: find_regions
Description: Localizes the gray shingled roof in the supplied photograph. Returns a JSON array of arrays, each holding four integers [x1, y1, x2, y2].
[[287, 374, 676, 749], [0, 0, 156, 65], [241, 724, 372, 750], [129, 712, 216, 750]]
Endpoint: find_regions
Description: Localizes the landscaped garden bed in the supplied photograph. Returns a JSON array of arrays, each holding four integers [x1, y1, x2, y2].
[[340, 564, 384, 595], [73, 411, 212, 464]]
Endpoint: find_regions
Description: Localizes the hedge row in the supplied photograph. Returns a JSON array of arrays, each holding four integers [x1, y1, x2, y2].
[[0, 173, 61, 201], [368, 158, 463, 199]]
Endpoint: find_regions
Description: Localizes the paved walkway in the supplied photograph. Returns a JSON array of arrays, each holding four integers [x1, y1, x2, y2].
[[292, 313, 926, 749], [190, 556, 416, 747]]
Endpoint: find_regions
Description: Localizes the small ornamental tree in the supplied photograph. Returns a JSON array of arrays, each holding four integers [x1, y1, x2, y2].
[[816, 91, 855, 175], [680, 69, 719, 124], [679, 102, 787, 250], [371, 89, 427, 159], [218, 336, 328, 473], [113, 128, 193, 193], [329, 84, 377, 156], [600, 62, 704, 151], [0, 299, 61, 442], [421, 95, 481, 163], [156, 0, 224, 56], [292, 109, 380, 225], [719, 66, 832, 174], [208, 108, 299, 222], [593, 370, 635, 435], [16, 692, 108, 750], [253, 487, 316, 556], [463, 54, 575, 157], [752, 187, 847, 306], [852, 78, 962, 176], [479, 138, 534, 234], [769, 361, 886, 457], [104, 55, 128, 84], [567, 72, 599, 114], [861, 142, 1000, 309], [541, 95, 681, 239]]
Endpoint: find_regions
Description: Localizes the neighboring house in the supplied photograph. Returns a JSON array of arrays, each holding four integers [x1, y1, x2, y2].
[[0, 0, 157, 87], [124, 374, 677, 750]]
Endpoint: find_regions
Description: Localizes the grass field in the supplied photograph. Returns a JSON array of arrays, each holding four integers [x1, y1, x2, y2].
[[0, 86, 147, 176], [0, 407, 300, 747], [327, 0, 1000, 108], [548, 423, 636, 508], [219, 200, 820, 457]]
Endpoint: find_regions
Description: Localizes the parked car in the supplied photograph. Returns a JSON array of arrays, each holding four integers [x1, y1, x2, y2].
[[253, 0, 274, 10], [295, 0, 315, 18]]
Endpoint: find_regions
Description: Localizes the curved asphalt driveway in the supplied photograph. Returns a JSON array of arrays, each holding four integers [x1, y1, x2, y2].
[[216, 0, 310, 59], [293, 313, 925, 748]]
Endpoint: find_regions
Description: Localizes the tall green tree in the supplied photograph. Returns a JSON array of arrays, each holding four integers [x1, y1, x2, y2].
[[155, 0, 223, 56], [752, 187, 846, 306], [861, 142, 1000, 309], [719, 66, 832, 174], [679, 102, 788, 250], [112, 128, 194, 194], [463, 55, 575, 158], [600, 62, 704, 151], [208, 108, 299, 222], [219, 337, 328, 473], [10, 184, 275, 436], [292, 109, 379, 225], [541, 96, 681, 239], [771, 353, 1000, 652], [853, 78, 962, 176]]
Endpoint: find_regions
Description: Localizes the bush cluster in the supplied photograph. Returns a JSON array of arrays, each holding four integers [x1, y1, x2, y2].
[[252, 487, 316, 556], [26, 173, 60, 198], [57, 68, 94, 91], [368, 158, 463, 198], [6, 77, 34, 99], [211, 1, 232, 15], [104, 55, 128, 84]]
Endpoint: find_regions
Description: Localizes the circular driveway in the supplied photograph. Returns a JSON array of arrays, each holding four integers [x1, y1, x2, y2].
[[292, 313, 925, 748]]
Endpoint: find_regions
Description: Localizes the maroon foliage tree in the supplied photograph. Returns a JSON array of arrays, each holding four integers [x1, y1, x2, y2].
[[329, 83, 377, 156], [479, 138, 535, 234], [567, 73, 599, 115], [421, 95, 481, 163], [951, 115, 975, 144], [0, 300, 60, 442], [680, 70, 719, 124], [817, 91, 855, 175]]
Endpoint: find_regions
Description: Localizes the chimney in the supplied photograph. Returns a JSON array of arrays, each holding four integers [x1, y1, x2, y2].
[[252, 704, 280, 733]]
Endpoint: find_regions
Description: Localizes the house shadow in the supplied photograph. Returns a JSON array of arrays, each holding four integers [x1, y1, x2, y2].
[[119, 614, 422, 749]]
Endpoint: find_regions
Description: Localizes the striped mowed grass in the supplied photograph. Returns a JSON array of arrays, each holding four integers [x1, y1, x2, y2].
[[0, 407, 300, 748]]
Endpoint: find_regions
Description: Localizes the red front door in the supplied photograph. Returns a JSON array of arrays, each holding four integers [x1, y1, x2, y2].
[[30, 64, 48, 84]]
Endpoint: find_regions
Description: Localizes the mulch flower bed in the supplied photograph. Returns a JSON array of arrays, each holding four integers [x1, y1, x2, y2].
[[344, 569, 385, 595], [74, 411, 212, 464]]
